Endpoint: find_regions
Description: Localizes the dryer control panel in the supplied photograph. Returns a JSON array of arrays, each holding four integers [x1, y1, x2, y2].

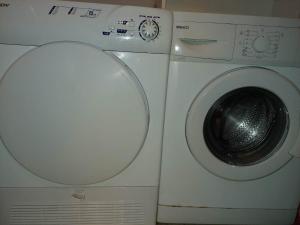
[[0, 0, 172, 53]]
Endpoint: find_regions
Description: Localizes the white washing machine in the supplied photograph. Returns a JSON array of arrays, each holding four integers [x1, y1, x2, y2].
[[158, 12, 300, 225], [0, 1, 172, 224]]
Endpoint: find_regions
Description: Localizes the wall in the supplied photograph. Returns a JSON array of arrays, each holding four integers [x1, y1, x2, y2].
[[165, 0, 275, 16], [272, 0, 300, 18]]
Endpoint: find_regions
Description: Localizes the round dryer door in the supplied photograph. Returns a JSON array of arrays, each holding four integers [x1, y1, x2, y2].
[[0, 42, 149, 185], [186, 67, 300, 180]]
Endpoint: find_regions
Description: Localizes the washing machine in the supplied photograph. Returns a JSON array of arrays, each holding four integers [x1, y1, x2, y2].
[[158, 12, 300, 225], [0, 0, 172, 224]]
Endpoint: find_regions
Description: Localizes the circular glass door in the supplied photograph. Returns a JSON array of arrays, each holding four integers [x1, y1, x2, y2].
[[203, 87, 289, 166], [0, 42, 149, 185], [186, 67, 300, 180]]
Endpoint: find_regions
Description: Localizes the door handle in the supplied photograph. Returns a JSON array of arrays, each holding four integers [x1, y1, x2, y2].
[[180, 38, 218, 45]]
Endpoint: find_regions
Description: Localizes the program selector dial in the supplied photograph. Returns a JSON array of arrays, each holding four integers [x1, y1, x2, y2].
[[252, 35, 270, 53], [139, 19, 159, 41]]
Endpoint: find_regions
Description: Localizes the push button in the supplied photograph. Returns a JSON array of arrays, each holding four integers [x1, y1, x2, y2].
[[117, 29, 127, 34]]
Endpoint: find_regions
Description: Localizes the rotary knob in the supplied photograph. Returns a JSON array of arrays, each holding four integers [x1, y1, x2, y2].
[[252, 35, 270, 53], [139, 19, 159, 41]]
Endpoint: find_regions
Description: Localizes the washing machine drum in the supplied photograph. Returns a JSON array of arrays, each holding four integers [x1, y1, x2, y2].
[[0, 42, 149, 185], [186, 67, 300, 180], [203, 87, 288, 166]]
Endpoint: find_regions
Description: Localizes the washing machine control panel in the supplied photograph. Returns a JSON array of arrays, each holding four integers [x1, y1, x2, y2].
[[172, 12, 300, 66], [237, 26, 282, 59], [235, 25, 300, 65]]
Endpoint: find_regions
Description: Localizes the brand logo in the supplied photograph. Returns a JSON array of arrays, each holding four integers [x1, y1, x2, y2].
[[176, 25, 189, 30], [0, 3, 10, 7]]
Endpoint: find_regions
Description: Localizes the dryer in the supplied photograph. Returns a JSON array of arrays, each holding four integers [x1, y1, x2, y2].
[[158, 12, 300, 225], [0, 1, 172, 224]]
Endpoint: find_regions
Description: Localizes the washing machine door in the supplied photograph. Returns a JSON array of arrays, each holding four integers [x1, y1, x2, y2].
[[0, 42, 149, 185], [186, 67, 300, 180]]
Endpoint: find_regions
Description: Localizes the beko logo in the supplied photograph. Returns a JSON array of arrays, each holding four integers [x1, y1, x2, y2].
[[176, 25, 189, 29], [0, 3, 10, 7]]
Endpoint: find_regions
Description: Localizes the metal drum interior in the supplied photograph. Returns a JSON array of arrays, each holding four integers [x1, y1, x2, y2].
[[203, 87, 289, 166]]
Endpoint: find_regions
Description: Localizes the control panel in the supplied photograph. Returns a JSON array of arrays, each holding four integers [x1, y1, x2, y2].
[[102, 15, 161, 42], [236, 26, 282, 59], [46, 3, 164, 42], [171, 11, 300, 66], [234, 25, 300, 65], [0, 0, 172, 53]]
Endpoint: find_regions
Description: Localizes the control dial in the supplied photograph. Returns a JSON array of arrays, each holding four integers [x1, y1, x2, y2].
[[139, 19, 159, 41], [252, 35, 270, 53]]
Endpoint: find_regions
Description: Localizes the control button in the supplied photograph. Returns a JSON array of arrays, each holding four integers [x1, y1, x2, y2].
[[68, 7, 76, 15], [117, 29, 127, 34], [139, 19, 159, 41], [86, 9, 100, 18], [48, 6, 57, 15], [252, 35, 270, 53], [80, 9, 101, 18], [102, 31, 110, 35]]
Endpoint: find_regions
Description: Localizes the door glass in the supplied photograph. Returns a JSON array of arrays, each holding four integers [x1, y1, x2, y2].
[[203, 87, 289, 166]]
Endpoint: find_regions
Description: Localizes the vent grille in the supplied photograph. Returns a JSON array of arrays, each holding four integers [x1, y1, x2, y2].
[[9, 202, 145, 225]]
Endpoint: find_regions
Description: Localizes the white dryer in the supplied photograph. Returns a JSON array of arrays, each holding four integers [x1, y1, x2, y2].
[[0, 1, 172, 224], [158, 12, 300, 225]]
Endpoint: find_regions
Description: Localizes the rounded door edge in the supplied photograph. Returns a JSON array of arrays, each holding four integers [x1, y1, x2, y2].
[[0, 41, 150, 185], [185, 66, 300, 181], [289, 118, 300, 157]]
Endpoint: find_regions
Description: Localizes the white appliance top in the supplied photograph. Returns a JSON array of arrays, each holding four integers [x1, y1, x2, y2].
[[172, 12, 300, 67], [0, 0, 172, 53]]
